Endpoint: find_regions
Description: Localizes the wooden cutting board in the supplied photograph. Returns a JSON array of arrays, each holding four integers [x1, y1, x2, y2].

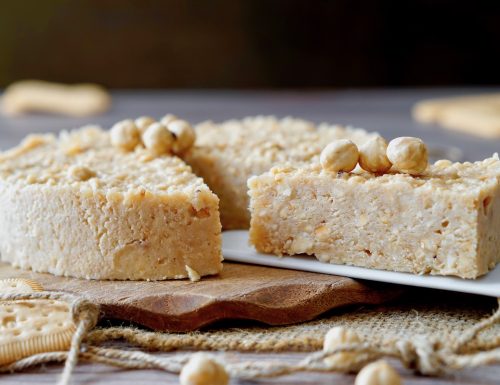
[[0, 262, 402, 331]]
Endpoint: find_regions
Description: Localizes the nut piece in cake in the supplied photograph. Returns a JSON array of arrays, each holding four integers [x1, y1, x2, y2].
[[0, 125, 222, 280], [67, 164, 96, 181], [323, 326, 362, 369], [248, 155, 500, 278], [184, 116, 378, 229]]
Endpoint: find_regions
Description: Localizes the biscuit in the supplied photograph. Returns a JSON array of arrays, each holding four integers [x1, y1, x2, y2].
[[1, 80, 110, 117], [0, 278, 44, 294], [0, 299, 75, 365], [413, 94, 500, 138]]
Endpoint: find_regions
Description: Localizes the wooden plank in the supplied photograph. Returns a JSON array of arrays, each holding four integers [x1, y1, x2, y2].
[[0, 262, 401, 331]]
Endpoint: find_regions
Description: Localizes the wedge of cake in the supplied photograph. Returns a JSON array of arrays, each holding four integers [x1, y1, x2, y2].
[[248, 156, 500, 279], [0, 126, 222, 280], [184, 116, 377, 229]]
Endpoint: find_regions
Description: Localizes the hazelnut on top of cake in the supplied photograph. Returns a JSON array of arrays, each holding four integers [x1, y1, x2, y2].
[[184, 116, 378, 229], [248, 137, 500, 278], [0, 121, 222, 280]]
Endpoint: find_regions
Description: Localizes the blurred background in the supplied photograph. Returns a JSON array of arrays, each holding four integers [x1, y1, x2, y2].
[[1, 0, 500, 89], [1, 0, 500, 161]]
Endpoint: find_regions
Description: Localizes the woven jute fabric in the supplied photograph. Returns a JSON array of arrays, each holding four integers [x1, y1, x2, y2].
[[1, 290, 499, 385], [89, 290, 499, 353]]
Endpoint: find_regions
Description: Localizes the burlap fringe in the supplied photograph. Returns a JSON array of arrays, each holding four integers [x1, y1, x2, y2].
[[1, 291, 499, 385]]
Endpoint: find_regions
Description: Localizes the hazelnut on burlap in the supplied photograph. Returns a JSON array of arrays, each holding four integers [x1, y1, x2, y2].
[[323, 326, 362, 369], [180, 353, 229, 385], [355, 360, 402, 385]]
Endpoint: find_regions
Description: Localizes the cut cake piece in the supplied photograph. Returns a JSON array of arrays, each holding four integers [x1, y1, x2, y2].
[[248, 156, 500, 279], [0, 126, 222, 280], [413, 93, 500, 138], [184, 116, 377, 229]]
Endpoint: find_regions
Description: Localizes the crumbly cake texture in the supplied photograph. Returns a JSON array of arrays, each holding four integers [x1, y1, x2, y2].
[[248, 156, 500, 278], [184, 116, 378, 229], [0, 127, 222, 280]]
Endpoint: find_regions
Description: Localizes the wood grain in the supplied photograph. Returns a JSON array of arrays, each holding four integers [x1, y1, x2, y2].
[[0, 262, 401, 331]]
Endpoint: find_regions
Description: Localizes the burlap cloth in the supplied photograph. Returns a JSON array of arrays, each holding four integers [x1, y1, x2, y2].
[[1, 289, 499, 384], [88, 289, 499, 353]]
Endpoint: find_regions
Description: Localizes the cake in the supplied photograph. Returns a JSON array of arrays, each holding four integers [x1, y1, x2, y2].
[[248, 156, 500, 278], [413, 93, 500, 138], [184, 116, 378, 229], [0, 126, 222, 280]]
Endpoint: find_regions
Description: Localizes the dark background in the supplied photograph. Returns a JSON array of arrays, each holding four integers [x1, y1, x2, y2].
[[1, 0, 499, 88]]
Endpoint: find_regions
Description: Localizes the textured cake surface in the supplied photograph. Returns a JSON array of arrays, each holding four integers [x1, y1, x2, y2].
[[185, 116, 377, 229], [0, 127, 222, 280], [248, 156, 500, 278]]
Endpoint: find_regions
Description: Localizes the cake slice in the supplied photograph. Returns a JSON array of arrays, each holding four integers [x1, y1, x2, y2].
[[413, 93, 500, 138], [184, 116, 377, 229], [0, 126, 222, 280], [248, 156, 500, 278]]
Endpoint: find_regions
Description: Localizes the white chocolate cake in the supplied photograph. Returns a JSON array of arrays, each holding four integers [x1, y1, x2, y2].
[[248, 156, 500, 278], [184, 116, 377, 229], [0, 126, 222, 280]]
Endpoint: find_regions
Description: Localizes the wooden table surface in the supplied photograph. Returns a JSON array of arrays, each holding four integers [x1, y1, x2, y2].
[[1, 88, 500, 384]]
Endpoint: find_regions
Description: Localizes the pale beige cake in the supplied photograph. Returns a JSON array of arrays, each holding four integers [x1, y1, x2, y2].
[[184, 116, 377, 229], [413, 93, 500, 138], [0, 127, 222, 280], [248, 156, 500, 278]]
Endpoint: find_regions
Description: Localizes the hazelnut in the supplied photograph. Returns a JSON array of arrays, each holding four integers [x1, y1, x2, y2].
[[168, 119, 196, 154], [320, 140, 359, 173], [359, 136, 392, 173], [142, 122, 174, 155], [160, 113, 179, 127], [135, 116, 156, 134], [110, 119, 141, 151], [355, 360, 402, 385], [387, 137, 428, 175], [180, 353, 229, 385], [323, 326, 362, 368]]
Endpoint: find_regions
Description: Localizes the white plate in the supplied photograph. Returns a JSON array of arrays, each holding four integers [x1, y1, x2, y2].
[[222, 230, 500, 297]]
